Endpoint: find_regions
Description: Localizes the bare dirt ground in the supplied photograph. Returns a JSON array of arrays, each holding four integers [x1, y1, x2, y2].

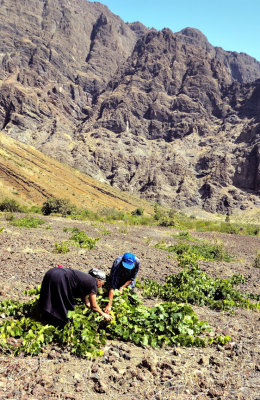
[[0, 214, 259, 400]]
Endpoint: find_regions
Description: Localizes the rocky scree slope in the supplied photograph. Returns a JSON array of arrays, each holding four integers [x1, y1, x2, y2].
[[0, 0, 260, 213]]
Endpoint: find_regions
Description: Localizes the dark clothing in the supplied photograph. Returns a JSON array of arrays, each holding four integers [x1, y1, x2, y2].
[[39, 267, 97, 323], [109, 256, 140, 290]]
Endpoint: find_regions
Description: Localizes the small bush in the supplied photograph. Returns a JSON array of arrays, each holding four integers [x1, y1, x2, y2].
[[54, 242, 70, 254], [158, 216, 175, 227], [131, 208, 144, 216], [126, 215, 154, 226], [69, 228, 99, 249], [42, 197, 77, 216], [0, 198, 22, 212], [154, 202, 163, 221]]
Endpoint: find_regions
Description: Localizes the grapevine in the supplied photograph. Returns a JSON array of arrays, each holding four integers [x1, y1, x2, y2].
[[0, 286, 229, 358], [141, 254, 260, 310]]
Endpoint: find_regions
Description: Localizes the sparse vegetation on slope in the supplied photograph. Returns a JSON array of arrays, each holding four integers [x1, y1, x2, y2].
[[141, 254, 260, 310]]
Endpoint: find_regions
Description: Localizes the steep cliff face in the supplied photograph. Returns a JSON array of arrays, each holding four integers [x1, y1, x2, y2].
[[76, 29, 260, 212], [0, 0, 259, 213]]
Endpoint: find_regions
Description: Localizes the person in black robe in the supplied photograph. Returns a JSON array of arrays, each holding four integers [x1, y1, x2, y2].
[[38, 266, 112, 327]]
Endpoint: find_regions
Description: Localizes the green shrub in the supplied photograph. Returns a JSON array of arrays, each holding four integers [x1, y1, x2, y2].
[[126, 215, 154, 226], [69, 228, 99, 249], [54, 242, 70, 254], [0, 198, 22, 212], [10, 216, 45, 228], [131, 208, 144, 216], [0, 227, 4, 233], [154, 202, 163, 221], [42, 197, 77, 216], [158, 216, 175, 227]]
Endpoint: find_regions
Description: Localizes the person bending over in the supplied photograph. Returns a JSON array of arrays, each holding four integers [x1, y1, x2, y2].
[[104, 252, 140, 313], [39, 266, 112, 327]]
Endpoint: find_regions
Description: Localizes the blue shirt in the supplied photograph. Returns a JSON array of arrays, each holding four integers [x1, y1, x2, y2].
[[109, 256, 140, 290]]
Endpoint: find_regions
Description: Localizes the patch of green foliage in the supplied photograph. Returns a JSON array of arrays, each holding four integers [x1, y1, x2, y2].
[[10, 216, 45, 228], [0, 226, 4, 233], [1, 195, 259, 237], [54, 242, 70, 254], [141, 254, 260, 310], [61, 228, 100, 252], [0, 198, 22, 212], [155, 240, 233, 262], [0, 288, 230, 358], [0, 198, 41, 214], [68, 227, 99, 249]]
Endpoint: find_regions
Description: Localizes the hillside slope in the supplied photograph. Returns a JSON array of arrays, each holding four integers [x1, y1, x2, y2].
[[0, 132, 153, 213]]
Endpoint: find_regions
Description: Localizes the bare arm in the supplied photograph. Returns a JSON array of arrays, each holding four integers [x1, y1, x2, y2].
[[104, 279, 132, 313], [85, 293, 112, 321]]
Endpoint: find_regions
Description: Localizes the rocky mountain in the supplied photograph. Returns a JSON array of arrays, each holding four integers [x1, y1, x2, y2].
[[0, 0, 260, 214]]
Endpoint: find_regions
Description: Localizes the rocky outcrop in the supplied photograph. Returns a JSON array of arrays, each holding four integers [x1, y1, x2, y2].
[[0, 0, 260, 213]]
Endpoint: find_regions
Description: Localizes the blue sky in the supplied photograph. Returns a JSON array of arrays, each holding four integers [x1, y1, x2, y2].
[[88, 0, 260, 62]]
